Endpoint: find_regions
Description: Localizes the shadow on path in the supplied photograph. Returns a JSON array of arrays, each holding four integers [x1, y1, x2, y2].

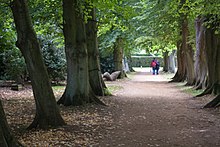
[[100, 70, 220, 147]]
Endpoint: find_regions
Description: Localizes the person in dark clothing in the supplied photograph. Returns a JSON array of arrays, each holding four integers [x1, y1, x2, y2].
[[155, 60, 160, 74]]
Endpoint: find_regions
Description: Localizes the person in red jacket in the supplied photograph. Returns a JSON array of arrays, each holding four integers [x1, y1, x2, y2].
[[150, 58, 159, 75]]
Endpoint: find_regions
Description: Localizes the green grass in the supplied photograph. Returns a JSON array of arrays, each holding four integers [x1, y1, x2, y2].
[[52, 86, 65, 91], [176, 82, 204, 96], [182, 86, 204, 96], [107, 85, 123, 93], [52, 84, 123, 95]]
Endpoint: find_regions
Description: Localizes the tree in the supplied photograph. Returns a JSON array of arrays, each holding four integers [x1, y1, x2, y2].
[[57, 0, 104, 106], [0, 100, 22, 146], [113, 36, 125, 78], [97, 0, 136, 76], [40, 36, 66, 83], [200, 16, 220, 107], [180, 12, 195, 86], [194, 17, 208, 90], [86, 6, 105, 96], [10, 0, 65, 129]]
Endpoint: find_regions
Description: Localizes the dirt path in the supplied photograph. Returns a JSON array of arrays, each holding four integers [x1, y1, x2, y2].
[[99, 71, 220, 147]]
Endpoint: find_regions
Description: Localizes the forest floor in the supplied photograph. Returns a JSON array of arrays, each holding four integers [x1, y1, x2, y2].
[[1, 68, 220, 146]]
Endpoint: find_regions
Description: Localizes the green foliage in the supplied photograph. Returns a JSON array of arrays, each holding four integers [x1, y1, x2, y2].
[[0, 48, 26, 81], [1, 0, 66, 82], [0, 3, 26, 81], [97, 0, 137, 55], [100, 54, 114, 73], [106, 84, 123, 93], [1, 0, 219, 82], [131, 0, 179, 55], [0, 27, 26, 81], [39, 35, 66, 82]]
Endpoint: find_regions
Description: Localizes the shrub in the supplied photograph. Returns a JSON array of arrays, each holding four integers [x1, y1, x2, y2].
[[39, 36, 66, 83]]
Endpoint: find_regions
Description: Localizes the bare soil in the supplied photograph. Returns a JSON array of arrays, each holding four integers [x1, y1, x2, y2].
[[1, 70, 220, 146], [99, 70, 220, 147]]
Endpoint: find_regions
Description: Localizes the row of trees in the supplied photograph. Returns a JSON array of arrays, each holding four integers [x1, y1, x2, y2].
[[134, 0, 220, 106], [0, 0, 122, 146], [0, 0, 220, 146]]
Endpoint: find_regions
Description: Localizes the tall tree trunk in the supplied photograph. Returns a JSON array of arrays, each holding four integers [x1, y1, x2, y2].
[[163, 51, 169, 72], [86, 7, 105, 96], [10, 0, 65, 129], [113, 37, 125, 78], [0, 100, 22, 147], [122, 56, 130, 73], [170, 40, 186, 82], [171, 0, 195, 83], [127, 53, 135, 72], [194, 17, 208, 90], [58, 0, 104, 106], [182, 16, 195, 86], [202, 15, 220, 107], [168, 50, 176, 73]]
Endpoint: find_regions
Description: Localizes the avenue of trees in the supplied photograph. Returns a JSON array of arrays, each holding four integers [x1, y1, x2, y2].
[[0, 0, 220, 146]]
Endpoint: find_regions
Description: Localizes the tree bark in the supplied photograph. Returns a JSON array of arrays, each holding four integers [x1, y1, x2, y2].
[[170, 40, 186, 82], [10, 0, 65, 129], [58, 0, 104, 106], [198, 16, 220, 107], [182, 17, 195, 86], [163, 51, 169, 72], [168, 50, 176, 73], [103, 71, 121, 81], [86, 7, 105, 96], [171, 0, 195, 84], [0, 100, 23, 147], [194, 17, 208, 90], [113, 37, 125, 78]]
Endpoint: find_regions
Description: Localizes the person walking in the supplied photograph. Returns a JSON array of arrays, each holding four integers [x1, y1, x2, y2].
[[150, 58, 157, 75], [150, 58, 160, 75], [155, 60, 160, 75]]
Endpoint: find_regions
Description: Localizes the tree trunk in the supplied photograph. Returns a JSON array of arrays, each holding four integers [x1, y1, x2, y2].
[[86, 7, 105, 96], [123, 56, 130, 73], [10, 0, 65, 129], [182, 17, 195, 86], [168, 50, 176, 73], [0, 100, 22, 147], [170, 40, 186, 82], [199, 16, 220, 107], [163, 51, 169, 72], [171, 0, 195, 84], [113, 37, 125, 78], [58, 0, 104, 106], [194, 17, 208, 90], [127, 53, 135, 72], [197, 17, 217, 98]]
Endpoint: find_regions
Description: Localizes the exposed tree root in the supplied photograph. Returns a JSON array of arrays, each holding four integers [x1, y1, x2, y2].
[[27, 113, 66, 130], [89, 93, 106, 106], [169, 72, 186, 83], [169, 77, 185, 83], [203, 94, 220, 108], [27, 115, 38, 130], [57, 91, 106, 106], [195, 86, 212, 97], [103, 71, 121, 81], [194, 83, 202, 90], [57, 94, 65, 105], [171, 71, 178, 80], [185, 81, 194, 86]]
